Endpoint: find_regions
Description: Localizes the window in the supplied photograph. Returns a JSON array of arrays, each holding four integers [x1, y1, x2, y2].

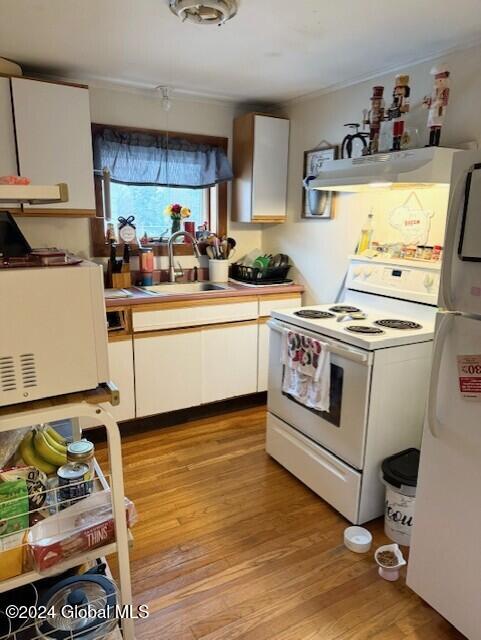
[[90, 123, 228, 257], [109, 183, 213, 239]]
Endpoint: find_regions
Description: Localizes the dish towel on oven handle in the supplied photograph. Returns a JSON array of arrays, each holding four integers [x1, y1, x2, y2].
[[281, 328, 331, 412]]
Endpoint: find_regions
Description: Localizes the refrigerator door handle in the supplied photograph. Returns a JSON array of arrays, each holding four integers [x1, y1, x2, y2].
[[427, 312, 456, 438], [440, 168, 471, 311]]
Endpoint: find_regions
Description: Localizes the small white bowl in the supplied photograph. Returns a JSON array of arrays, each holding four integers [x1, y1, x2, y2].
[[344, 526, 373, 553]]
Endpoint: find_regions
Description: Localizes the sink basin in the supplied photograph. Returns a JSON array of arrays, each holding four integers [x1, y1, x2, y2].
[[136, 282, 232, 296]]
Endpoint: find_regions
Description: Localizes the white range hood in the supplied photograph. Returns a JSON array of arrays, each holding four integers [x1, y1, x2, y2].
[[309, 147, 457, 192], [0, 183, 69, 204]]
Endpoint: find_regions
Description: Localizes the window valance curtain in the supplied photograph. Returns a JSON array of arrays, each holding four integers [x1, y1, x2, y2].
[[93, 128, 233, 189]]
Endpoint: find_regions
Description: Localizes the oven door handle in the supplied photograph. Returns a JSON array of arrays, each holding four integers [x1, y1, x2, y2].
[[267, 319, 371, 365]]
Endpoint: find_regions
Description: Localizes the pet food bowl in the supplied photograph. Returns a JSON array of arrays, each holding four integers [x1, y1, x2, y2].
[[344, 526, 373, 553]]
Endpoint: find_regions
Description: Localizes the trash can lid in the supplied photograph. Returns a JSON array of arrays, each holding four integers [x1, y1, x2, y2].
[[382, 448, 420, 489]]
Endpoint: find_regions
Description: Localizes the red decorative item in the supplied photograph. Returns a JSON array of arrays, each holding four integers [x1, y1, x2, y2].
[[388, 74, 410, 151], [184, 221, 195, 242]]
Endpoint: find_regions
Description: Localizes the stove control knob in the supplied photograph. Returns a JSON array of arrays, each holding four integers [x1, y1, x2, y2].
[[424, 274, 434, 290], [353, 267, 362, 278], [363, 268, 373, 279]]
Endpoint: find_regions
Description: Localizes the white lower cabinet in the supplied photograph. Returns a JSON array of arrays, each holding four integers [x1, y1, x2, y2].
[[108, 340, 136, 422], [201, 322, 258, 403], [80, 339, 135, 429], [257, 321, 270, 392], [134, 330, 202, 417]]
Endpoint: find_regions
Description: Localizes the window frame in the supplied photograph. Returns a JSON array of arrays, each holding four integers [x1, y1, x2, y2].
[[89, 123, 228, 258]]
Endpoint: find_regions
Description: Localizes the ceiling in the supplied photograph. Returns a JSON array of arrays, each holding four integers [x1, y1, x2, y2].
[[1, 0, 481, 103]]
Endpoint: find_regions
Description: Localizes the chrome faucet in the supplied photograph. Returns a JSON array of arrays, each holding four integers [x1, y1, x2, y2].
[[168, 231, 202, 282]]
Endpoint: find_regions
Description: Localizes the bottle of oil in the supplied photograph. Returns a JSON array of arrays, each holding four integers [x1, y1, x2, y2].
[[357, 211, 374, 254]]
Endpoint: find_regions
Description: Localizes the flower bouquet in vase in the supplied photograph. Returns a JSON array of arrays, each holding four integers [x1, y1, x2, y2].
[[164, 203, 191, 236]]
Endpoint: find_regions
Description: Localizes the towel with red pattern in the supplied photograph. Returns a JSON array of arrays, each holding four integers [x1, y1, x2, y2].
[[281, 328, 330, 412]]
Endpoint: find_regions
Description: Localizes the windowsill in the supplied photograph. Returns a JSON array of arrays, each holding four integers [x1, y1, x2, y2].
[[91, 237, 200, 258]]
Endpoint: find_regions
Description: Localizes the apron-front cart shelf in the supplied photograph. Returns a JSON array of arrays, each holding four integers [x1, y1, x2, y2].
[[0, 385, 135, 640]]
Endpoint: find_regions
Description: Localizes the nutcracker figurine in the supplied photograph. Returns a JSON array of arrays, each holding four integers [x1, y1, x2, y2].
[[363, 85, 385, 154], [388, 74, 410, 151], [423, 65, 450, 146]]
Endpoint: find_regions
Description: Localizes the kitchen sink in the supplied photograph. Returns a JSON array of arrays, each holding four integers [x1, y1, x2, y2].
[[136, 282, 232, 296]]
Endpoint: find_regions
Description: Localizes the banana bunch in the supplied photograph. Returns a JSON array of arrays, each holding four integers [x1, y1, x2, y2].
[[19, 425, 68, 475]]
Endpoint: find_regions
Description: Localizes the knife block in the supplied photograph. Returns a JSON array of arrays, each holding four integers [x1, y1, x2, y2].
[[111, 272, 132, 289]]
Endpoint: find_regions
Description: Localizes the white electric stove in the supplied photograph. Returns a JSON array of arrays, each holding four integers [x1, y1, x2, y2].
[[266, 256, 441, 524]]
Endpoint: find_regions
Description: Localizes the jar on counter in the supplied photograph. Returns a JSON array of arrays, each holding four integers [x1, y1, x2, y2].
[[415, 246, 425, 260], [140, 247, 154, 286], [422, 246, 433, 261], [432, 245, 443, 261]]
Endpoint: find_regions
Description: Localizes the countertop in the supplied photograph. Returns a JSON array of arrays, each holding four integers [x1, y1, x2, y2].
[[105, 281, 304, 308]]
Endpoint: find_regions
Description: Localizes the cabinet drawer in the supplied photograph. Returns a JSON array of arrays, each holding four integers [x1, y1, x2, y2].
[[132, 300, 258, 332], [266, 413, 361, 523], [258, 295, 301, 317]]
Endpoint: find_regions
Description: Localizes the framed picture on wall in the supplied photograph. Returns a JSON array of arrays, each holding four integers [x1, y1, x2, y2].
[[302, 144, 339, 219]]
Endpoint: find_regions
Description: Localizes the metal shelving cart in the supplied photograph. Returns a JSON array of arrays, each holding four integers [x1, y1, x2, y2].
[[0, 385, 135, 640]]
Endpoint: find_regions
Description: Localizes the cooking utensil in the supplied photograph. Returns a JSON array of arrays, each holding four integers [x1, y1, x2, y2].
[[220, 238, 229, 259], [271, 253, 289, 268], [254, 255, 271, 270]]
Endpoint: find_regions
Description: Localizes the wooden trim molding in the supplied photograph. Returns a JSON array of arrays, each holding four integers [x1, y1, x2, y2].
[[0, 71, 88, 90], [17, 208, 96, 218], [251, 216, 287, 223], [132, 295, 258, 314], [108, 333, 133, 343], [258, 292, 302, 301], [133, 318, 259, 339], [89, 123, 229, 258]]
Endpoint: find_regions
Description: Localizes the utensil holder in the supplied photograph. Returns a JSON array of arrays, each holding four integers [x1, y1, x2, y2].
[[209, 259, 229, 282]]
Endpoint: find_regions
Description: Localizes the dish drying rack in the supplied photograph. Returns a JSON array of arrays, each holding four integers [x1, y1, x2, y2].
[[0, 385, 134, 640], [230, 262, 291, 285]]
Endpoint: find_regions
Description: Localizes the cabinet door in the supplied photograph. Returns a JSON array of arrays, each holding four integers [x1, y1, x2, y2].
[[0, 79, 17, 177], [108, 340, 136, 422], [202, 322, 258, 404], [134, 330, 202, 417], [252, 115, 289, 220], [257, 321, 270, 392], [11, 78, 95, 214]]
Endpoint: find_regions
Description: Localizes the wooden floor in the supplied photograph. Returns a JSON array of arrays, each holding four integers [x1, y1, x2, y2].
[[97, 405, 464, 640]]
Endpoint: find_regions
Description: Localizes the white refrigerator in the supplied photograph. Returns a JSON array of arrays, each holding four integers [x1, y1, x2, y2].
[[407, 150, 481, 640]]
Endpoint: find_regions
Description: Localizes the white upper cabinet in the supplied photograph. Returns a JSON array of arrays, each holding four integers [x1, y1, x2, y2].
[[11, 77, 95, 215], [232, 113, 289, 223]]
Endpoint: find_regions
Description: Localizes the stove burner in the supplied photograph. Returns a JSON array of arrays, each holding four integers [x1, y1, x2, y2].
[[294, 309, 335, 319], [374, 319, 423, 330], [345, 325, 385, 335], [329, 305, 361, 314]]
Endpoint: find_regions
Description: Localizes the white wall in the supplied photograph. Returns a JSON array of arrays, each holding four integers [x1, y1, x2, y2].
[[264, 43, 481, 304], [17, 85, 263, 259]]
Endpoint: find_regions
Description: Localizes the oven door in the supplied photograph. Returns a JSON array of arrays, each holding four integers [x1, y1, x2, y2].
[[267, 319, 373, 470]]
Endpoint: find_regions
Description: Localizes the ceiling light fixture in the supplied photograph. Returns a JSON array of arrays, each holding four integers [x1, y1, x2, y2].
[[169, 0, 238, 26], [156, 85, 172, 111]]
